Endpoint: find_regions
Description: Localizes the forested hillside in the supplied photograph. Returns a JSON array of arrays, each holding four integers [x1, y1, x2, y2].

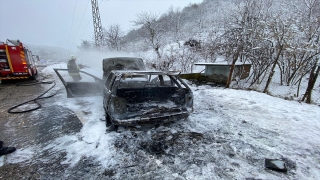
[[79, 0, 320, 105]]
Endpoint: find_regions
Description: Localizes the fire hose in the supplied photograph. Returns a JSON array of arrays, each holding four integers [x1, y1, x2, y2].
[[7, 79, 59, 114]]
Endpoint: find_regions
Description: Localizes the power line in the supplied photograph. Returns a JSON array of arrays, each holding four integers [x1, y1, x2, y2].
[[79, 18, 92, 40], [72, 0, 107, 48], [68, 0, 78, 50], [71, 0, 91, 47], [71, 0, 77, 34]]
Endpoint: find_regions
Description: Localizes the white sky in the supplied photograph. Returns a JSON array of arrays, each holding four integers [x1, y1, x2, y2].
[[0, 0, 203, 51]]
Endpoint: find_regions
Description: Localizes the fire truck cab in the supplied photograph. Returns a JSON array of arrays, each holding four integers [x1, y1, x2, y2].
[[0, 39, 38, 81]]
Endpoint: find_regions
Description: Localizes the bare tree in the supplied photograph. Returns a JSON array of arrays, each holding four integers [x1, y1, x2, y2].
[[133, 12, 164, 59], [247, 40, 274, 86], [280, 47, 320, 86], [292, 0, 320, 102], [178, 46, 197, 73], [302, 59, 320, 103], [78, 40, 94, 51], [161, 45, 178, 71], [200, 31, 221, 62], [104, 24, 124, 51], [222, 0, 272, 88], [159, 6, 186, 47]]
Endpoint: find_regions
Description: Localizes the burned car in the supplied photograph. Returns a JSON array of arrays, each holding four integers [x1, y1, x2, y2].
[[54, 57, 193, 130], [103, 71, 193, 128]]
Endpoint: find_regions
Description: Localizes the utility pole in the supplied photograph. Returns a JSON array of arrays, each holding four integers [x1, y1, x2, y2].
[[91, 0, 104, 51]]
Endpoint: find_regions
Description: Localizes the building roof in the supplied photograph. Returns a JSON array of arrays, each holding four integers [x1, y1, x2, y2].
[[194, 62, 251, 66]]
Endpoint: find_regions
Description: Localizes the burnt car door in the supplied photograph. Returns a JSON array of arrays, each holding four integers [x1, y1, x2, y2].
[[103, 72, 117, 111], [53, 69, 104, 98]]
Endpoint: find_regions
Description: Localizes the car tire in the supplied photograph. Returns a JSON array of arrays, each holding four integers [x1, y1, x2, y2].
[[30, 70, 36, 80], [106, 113, 112, 127]]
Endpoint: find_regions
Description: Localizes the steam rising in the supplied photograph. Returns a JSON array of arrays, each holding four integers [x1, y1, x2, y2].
[[75, 50, 134, 70]]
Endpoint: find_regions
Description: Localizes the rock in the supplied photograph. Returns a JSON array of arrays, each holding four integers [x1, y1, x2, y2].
[[265, 159, 287, 172]]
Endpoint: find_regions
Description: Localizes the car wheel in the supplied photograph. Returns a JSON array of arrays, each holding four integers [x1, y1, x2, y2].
[[30, 70, 36, 80], [106, 113, 112, 127]]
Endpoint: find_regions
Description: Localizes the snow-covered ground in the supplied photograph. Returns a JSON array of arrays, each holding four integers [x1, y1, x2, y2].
[[3, 63, 320, 179]]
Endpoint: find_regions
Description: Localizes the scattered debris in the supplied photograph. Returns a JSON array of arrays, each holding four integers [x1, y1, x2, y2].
[[265, 159, 288, 172], [103, 169, 116, 177], [148, 141, 164, 154]]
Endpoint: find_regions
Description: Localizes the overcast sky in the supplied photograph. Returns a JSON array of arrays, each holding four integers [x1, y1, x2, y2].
[[0, 0, 203, 51]]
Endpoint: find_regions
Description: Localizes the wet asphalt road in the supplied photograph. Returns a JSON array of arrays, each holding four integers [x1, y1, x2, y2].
[[0, 74, 108, 179]]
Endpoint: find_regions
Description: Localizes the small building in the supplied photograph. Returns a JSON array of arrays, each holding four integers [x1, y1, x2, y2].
[[179, 62, 251, 84]]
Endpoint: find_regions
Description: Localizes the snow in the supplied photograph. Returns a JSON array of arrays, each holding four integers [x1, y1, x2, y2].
[[272, 160, 285, 169], [195, 62, 251, 65], [3, 63, 320, 179]]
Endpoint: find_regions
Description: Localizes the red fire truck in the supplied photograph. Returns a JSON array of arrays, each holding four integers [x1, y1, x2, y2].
[[0, 39, 38, 81]]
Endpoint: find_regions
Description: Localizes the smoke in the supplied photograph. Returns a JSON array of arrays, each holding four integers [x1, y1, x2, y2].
[[75, 49, 134, 70]]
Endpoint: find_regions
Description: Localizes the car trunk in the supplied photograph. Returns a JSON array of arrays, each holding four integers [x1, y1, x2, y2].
[[113, 87, 190, 124]]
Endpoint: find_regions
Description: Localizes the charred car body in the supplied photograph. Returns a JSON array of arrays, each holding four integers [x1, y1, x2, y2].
[[54, 57, 193, 130], [103, 71, 193, 128]]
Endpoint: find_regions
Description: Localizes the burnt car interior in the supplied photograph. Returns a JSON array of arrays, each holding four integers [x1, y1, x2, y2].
[[116, 75, 185, 103], [110, 72, 191, 115]]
